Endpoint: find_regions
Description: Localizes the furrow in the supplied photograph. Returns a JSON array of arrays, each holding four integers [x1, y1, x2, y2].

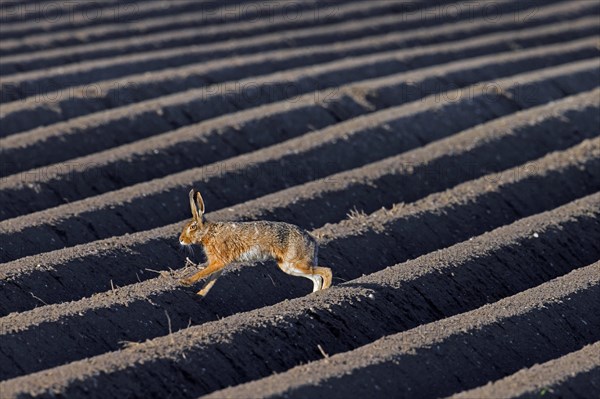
[[1, 88, 597, 313], [448, 342, 600, 399], [0, 137, 597, 379], [0, 0, 467, 82], [0, 0, 341, 47], [1, 0, 590, 107], [2, 32, 595, 167], [0, 0, 136, 25], [1, 192, 598, 397], [1, 63, 597, 260], [1, 1, 596, 395], [0, 41, 597, 212], [0, 0, 287, 40], [203, 263, 600, 399], [0, 0, 431, 59]]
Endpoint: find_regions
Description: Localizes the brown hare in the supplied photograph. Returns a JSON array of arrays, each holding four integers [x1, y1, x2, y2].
[[179, 189, 333, 297]]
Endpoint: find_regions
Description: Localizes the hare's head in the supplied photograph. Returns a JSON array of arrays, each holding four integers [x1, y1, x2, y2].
[[179, 189, 206, 245]]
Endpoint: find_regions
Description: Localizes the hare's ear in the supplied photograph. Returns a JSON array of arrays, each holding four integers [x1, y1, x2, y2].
[[195, 191, 205, 217], [189, 189, 199, 221]]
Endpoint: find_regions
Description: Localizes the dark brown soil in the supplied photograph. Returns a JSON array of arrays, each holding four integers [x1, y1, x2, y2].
[[0, 1, 426, 57], [0, 1, 598, 398], [204, 262, 600, 399], [1, 94, 599, 313], [450, 342, 600, 399], [2, 138, 598, 379], [2, 10, 596, 132], [2, 36, 596, 178], [0, 0, 549, 73], [1, 63, 598, 259], [2, 195, 599, 397]]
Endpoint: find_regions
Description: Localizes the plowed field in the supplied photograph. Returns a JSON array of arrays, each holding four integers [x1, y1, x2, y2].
[[1, 1, 599, 398]]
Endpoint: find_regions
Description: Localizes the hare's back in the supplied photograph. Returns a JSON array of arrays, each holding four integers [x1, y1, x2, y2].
[[239, 221, 317, 260]]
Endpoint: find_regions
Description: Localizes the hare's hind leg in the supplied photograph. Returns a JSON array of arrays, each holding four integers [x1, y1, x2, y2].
[[315, 266, 332, 290], [277, 260, 328, 293]]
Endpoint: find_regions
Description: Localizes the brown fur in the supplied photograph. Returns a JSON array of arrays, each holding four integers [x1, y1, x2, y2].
[[179, 189, 332, 296]]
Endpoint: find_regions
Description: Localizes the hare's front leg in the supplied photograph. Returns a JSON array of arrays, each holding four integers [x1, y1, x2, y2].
[[197, 270, 224, 297], [180, 260, 225, 286]]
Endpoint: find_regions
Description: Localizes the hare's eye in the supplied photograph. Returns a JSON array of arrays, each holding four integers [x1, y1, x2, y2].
[[190, 223, 197, 230]]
